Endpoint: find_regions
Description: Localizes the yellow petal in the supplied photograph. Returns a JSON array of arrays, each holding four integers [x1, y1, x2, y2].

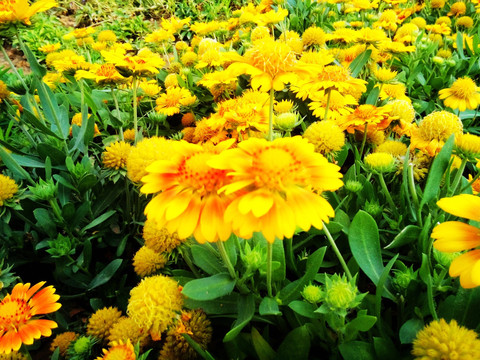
[[432, 221, 480, 252], [437, 194, 480, 221]]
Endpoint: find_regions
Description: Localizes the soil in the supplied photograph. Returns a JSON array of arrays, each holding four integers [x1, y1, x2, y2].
[[0, 44, 31, 74]]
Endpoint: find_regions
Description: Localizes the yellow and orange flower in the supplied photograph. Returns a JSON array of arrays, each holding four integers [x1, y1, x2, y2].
[[141, 140, 236, 243], [0, 282, 61, 354], [0, 0, 56, 25], [75, 63, 125, 84], [102, 48, 165, 76], [209, 136, 343, 242], [439, 77, 480, 112], [155, 87, 197, 116], [96, 340, 135, 360], [432, 195, 480, 288]]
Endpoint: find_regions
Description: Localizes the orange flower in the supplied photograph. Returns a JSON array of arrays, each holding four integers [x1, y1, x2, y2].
[[0, 0, 56, 25], [209, 136, 343, 242], [0, 282, 61, 354], [141, 140, 235, 243]]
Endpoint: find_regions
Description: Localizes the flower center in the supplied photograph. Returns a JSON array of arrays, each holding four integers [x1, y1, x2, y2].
[[451, 78, 476, 98], [316, 66, 350, 82], [97, 64, 118, 77], [179, 152, 227, 194], [0, 0, 15, 12], [0, 297, 30, 330], [247, 39, 296, 78]]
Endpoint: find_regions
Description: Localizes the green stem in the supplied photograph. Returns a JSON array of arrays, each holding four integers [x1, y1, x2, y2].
[[268, 88, 274, 141], [448, 157, 467, 196], [461, 172, 480, 193], [407, 164, 423, 227], [378, 173, 399, 217], [266, 241, 273, 297], [217, 241, 249, 294], [1, 43, 28, 91], [323, 222, 352, 281], [132, 76, 139, 144], [111, 86, 123, 140], [179, 247, 201, 278], [359, 123, 368, 157], [323, 88, 332, 121]]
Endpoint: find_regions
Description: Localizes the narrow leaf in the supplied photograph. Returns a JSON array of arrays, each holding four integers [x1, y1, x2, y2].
[[88, 259, 123, 290]]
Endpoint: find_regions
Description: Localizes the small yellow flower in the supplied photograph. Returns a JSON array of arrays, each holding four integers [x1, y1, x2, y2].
[[86, 307, 122, 341], [375, 140, 407, 157], [0, 80, 10, 103], [0, 174, 18, 206], [107, 317, 149, 349], [96, 340, 135, 360], [364, 152, 396, 173], [132, 246, 167, 277], [123, 129, 135, 142], [50, 332, 78, 357], [455, 133, 480, 160], [303, 121, 345, 156], [97, 30, 117, 43], [0, 0, 57, 25], [302, 26, 327, 48], [457, 16, 474, 28], [38, 43, 61, 53], [102, 141, 132, 170], [143, 218, 185, 253], [274, 100, 295, 114], [447, 1, 467, 16]]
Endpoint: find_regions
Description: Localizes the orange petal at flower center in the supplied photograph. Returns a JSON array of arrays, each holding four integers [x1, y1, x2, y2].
[[179, 152, 227, 194], [253, 147, 302, 190]]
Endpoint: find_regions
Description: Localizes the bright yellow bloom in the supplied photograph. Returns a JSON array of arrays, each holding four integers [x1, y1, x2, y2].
[[38, 43, 60, 53], [373, 10, 398, 32], [181, 51, 198, 67], [155, 87, 197, 116], [97, 30, 116, 43], [107, 317, 149, 349], [133, 246, 167, 277], [337, 104, 394, 134], [308, 90, 357, 121], [448, 1, 466, 16], [127, 275, 183, 340], [50, 332, 78, 357], [86, 307, 122, 341], [139, 80, 161, 97], [63, 27, 95, 40], [96, 340, 135, 360], [439, 77, 480, 112], [143, 218, 185, 253], [303, 121, 345, 155], [141, 140, 235, 243], [197, 70, 237, 101], [0, 81, 8, 102], [327, 28, 359, 43], [343, 0, 379, 13], [274, 100, 295, 114], [75, 63, 125, 84], [412, 319, 480, 359], [372, 67, 397, 83], [379, 83, 411, 103], [161, 16, 190, 34], [302, 26, 327, 47], [457, 16, 474, 28], [432, 195, 480, 288], [190, 20, 227, 36], [455, 133, 480, 160], [0, 282, 61, 354], [375, 140, 407, 157], [255, 6, 288, 26], [102, 141, 132, 170], [145, 28, 175, 44], [209, 136, 343, 242], [364, 152, 396, 173], [102, 48, 165, 76], [51, 52, 89, 73], [431, 0, 445, 8], [0, 0, 56, 25], [0, 174, 17, 206]]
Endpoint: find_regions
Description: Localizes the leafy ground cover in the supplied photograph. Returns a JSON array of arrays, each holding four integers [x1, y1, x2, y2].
[[1, 0, 480, 359]]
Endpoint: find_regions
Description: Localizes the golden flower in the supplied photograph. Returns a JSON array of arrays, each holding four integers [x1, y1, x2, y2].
[[102, 141, 132, 170], [299, 49, 334, 67], [145, 28, 175, 44], [308, 90, 357, 121], [250, 26, 270, 41], [394, 23, 419, 44], [343, 0, 379, 13], [0, 282, 61, 354], [107, 317, 149, 349], [389, 99, 415, 126], [127, 275, 183, 340], [448, 1, 467, 16], [337, 104, 394, 134], [159, 310, 212, 360], [139, 80, 161, 97], [425, 23, 451, 35], [335, 44, 367, 68], [227, 37, 299, 92], [303, 120, 345, 156], [373, 10, 398, 32], [50, 331, 78, 357], [468, 174, 480, 195], [409, 17, 426, 29], [430, 0, 445, 8], [181, 112, 196, 127], [457, 16, 474, 28], [143, 218, 185, 253], [161, 16, 191, 34], [255, 6, 288, 26], [70, 113, 101, 137], [333, 21, 346, 29], [412, 319, 480, 359], [439, 77, 480, 112], [126, 137, 174, 183], [209, 136, 343, 242], [164, 74, 178, 89], [372, 67, 397, 83], [436, 49, 452, 58], [379, 83, 410, 102], [0, 81, 9, 102], [175, 41, 188, 52], [375, 140, 407, 157], [91, 42, 107, 51], [97, 30, 116, 43], [181, 51, 198, 67], [436, 16, 452, 26], [155, 87, 197, 116], [0, 0, 56, 25], [410, 111, 463, 156], [364, 152, 396, 173], [397, 151, 431, 181], [356, 28, 389, 47], [86, 307, 122, 341], [75, 63, 125, 85], [38, 43, 60, 53], [0, 174, 18, 206], [123, 129, 135, 142], [302, 26, 327, 48], [195, 49, 226, 69], [51, 52, 89, 73], [102, 48, 165, 76], [64, 27, 95, 40], [96, 340, 135, 360], [327, 28, 359, 43], [133, 246, 167, 277], [455, 133, 480, 160], [141, 140, 235, 243], [190, 20, 227, 36], [274, 100, 295, 114], [76, 36, 94, 47]]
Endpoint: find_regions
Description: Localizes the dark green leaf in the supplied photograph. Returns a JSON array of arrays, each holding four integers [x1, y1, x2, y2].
[[0, 147, 34, 182], [277, 325, 310, 360], [223, 294, 255, 342], [191, 245, 224, 275], [349, 49, 372, 77], [78, 174, 98, 193], [385, 225, 422, 249], [33, 208, 57, 237], [252, 327, 276, 360], [184, 293, 239, 314], [346, 315, 377, 333], [22, 43, 47, 77], [259, 297, 282, 316], [81, 210, 116, 232], [182, 273, 236, 301], [22, 108, 61, 139], [87, 259, 123, 290], [339, 341, 375, 360], [288, 300, 318, 319], [399, 319, 423, 344]]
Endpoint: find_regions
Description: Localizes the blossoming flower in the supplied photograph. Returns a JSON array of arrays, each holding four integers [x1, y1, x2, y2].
[[439, 77, 480, 112], [209, 136, 343, 242], [0, 174, 18, 206], [0, 282, 61, 354], [38, 43, 60, 53], [155, 87, 197, 116], [0, 0, 56, 25], [96, 340, 135, 360], [102, 48, 165, 77], [75, 63, 125, 85], [86, 307, 122, 341]]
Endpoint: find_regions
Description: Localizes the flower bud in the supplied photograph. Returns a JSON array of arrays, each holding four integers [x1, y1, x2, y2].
[[302, 284, 323, 304], [29, 179, 57, 201], [392, 267, 417, 291], [344, 180, 363, 193], [323, 274, 363, 313], [274, 112, 299, 131], [364, 200, 383, 217], [432, 56, 445, 65]]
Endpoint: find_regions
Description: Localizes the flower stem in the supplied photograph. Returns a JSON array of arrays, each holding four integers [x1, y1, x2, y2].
[[132, 76, 139, 144], [359, 123, 368, 157], [322, 221, 352, 281], [217, 240, 237, 280], [268, 88, 274, 141], [378, 173, 399, 217], [324, 88, 332, 121], [448, 157, 467, 196], [111, 86, 123, 140], [407, 164, 423, 227], [266, 241, 273, 297]]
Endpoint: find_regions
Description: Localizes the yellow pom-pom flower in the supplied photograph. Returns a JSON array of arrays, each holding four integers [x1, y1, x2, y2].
[[133, 246, 167, 277], [86, 307, 122, 341], [302, 26, 327, 47], [455, 133, 480, 160], [375, 141, 407, 157], [102, 141, 132, 170], [97, 30, 117, 43], [457, 16, 474, 28], [127, 275, 183, 340], [143, 218, 185, 253], [0, 81, 10, 102], [412, 319, 480, 359], [50, 331, 78, 357], [0, 174, 18, 206], [303, 121, 346, 156], [108, 317, 150, 349], [123, 129, 135, 142], [439, 77, 480, 112]]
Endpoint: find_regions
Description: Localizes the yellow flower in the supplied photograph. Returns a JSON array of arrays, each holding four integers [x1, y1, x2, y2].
[[0, 174, 18, 206], [327, 28, 359, 43], [430, 0, 445, 8], [164, 74, 178, 89], [161, 16, 191, 34], [141, 140, 235, 243], [425, 23, 451, 35], [303, 120, 346, 156], [274, 100, 295, 114], [455, 133, 480, 161], [372, 67, 397, 83], [190, 20, 227, 36], [96, 340, 135, 360], [436, 49, 452, 58], [302, 26, 327, 48], [145, 28, 175, 44], [410, 111, 463, 156], [102, 48, 165, 76], [468, 174, 480, 195], [51, 52, 89, 73], [412, 319, 480, 359], [439, 77, 480, 112], [308, 90, 358, 121], [379, 83, 410, 103], [432, 194, 480, 288], [209, 136, 343, 242], [198, 70, 237, 101], [0, 80, 9, 102], [102, 141, 132, 170], [38, 43, 60, 53], [299, 49, 334, 66], [97, 30, 116, 43], [457, 16, 474, 28], [409, 17, 426, 29], [70, 113, 101, 137], [394, 23, 419, 43], [143, 218, 185, 253], [127, 275, 183, 340], [107, 317, 149, 349], [75, 63, 125, 85], [255, 6, 288, 26], [448, 1, 467, 16], [86, 307, 122, 341], [139, 80, 161, 97], [364, 152, 396, 173], [373, 10, 398, 32], [64, 27, 95, 40], [180, 51, 198, 67], [133, 246, 167, 277], [50, 332, 78, 357], [123, 129, 135, 142], [343, 0, 379, 13], [250, 26, 270, 41], [155, 87, 197, 116], [0, 0, 56, 25], [375, 140, 407, 157], [337, 104, 393, 134]]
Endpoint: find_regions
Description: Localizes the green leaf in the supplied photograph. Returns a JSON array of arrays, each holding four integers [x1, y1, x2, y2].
[[375, 255, 398, 317], [399, 319, 423, 344], [420, 134, 454, 209], [87, 259, 123, 290], [272, 238, 286, 281], [37, 143, 66, 166], [288, 300, 318, 319], [252, 327, 276, 360], [22, 108, 61, 139], [81, 210, 116, 232], [339, 341, 375, 360], [385, 225, 422, 249], [348, 211, 384, 285], [365, 86, 380, 105], [50, 347, 60, 360], [22, 43, 47, 77], [346, 314, 377, 333], [277, 325, 310, 360], [279, 246, 326, 305], [191, 245, 224, 275], [349, 49, 372, 77], [184, 293, 239, 314], [223, 294, 255, 342], [0, 146, 34, 183], [78, 174, 98, 193], [456, 32, 466, 59], [33, 208, 57, 237], [373, 337, 400, 360], [259, 297, 282, 316], [182, 273, 236, 301]]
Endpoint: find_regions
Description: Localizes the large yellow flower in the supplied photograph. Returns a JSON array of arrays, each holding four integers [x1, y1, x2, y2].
[[0, 0, 56, 25], [432, 194, 480, 288], [75, 63, 125, 85], [155, 87, 197, 116], [336, 104, 394, 133], [141, 140, 235, 243], [439, 77, 480, 112], [209, 136, 343, 242], [102, 48, 165, 76]]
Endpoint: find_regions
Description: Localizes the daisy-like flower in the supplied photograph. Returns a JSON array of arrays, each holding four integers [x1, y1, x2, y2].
[[145, 28, 174, 44], [198, 69, 238, 101], [160, 16, 191, 34], [86, 307, 122, 341], [0, 0, 56, 25], [102, 48, 165, 77], [155, 87, 197, 116], [38, 43, 60, 53], [102, 141, 132, 170], [303, 121, 346, 156], [50, 332, 78, 357], [308, 90, 357, 121], [107, 317, 149, 349], [209, 136, 343, 242], [141, 140, 235, 243], [336, 104, 394, 133], [432, 194, 480, 288], [75, 63, 125, 85], [439, 77, 480, 112], [96, 340, 135, 360], [0, 282, 61, 354], [255, 6, 288, 26], [190, 20, 227, 36]]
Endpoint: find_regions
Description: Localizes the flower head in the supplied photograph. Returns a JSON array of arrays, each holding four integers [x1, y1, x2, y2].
[[127, 275, 183, 340], [375, 140, 407, 157], [0, 0, 57, 25], [75, 63, 125, 85], [302, 26, 327, 48], [102, 48, 165, 76], [107, 317, 149, 349], [337, 104, 393, 134], [86, 307, 122, 341], [50, 331, 78, 357], [155, 87, 197, 116], [102, 141, 132, 170], [143, 219, 185, 253], [412, 319, 480, 359], [439, 77, 480, 112], [455, 133, 480, 160], [364, 152, 396, 173], [133, 246, 167, 277], [96, 340, 136, 360], [0, 175, 17, 206], [0, 282, 61, 354], [303, 121, 345, 156]]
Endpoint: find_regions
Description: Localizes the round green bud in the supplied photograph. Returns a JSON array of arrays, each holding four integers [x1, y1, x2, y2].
[[324, 275, 359, 311], [302, 284, 323, 304], [344, 180, 363, 193], [364, 200, 383, 217], [73, 337, 91, 354], [432, 56, 445, 65], [274, 112, 298, 131]]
